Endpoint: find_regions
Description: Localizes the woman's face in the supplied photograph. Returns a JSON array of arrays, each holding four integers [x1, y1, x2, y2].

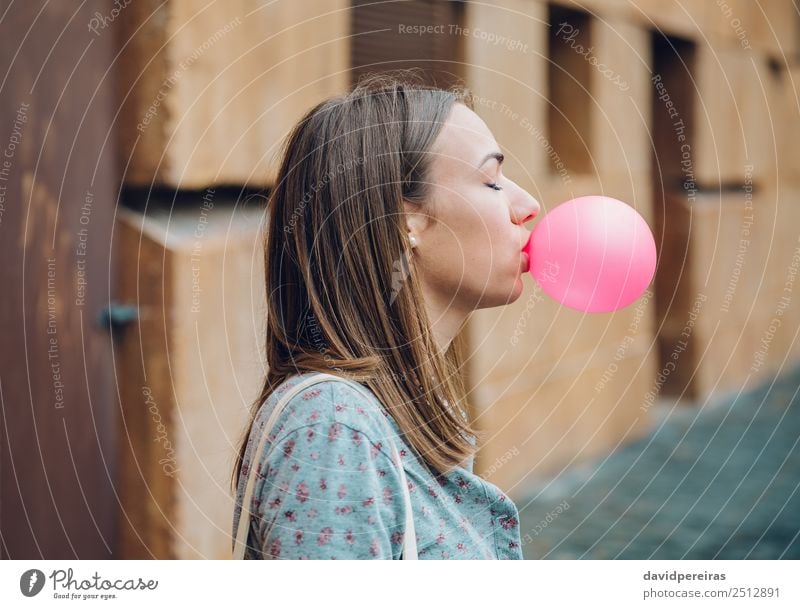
[[406, 102, 540, 314]]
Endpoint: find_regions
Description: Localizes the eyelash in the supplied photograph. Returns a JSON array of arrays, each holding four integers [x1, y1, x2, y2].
[[486, 182, 503, 191]]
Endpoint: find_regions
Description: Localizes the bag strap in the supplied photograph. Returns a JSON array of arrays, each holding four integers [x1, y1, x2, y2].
[[232, 372, 417, 560]]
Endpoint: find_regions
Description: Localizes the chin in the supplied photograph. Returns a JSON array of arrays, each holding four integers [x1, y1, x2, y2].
[[474, 276, 525, 310], [507, 275, 525, 303]]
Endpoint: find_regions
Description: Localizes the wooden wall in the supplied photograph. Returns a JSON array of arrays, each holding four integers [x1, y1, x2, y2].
[[111, 0, 800, 529], [463, 0, 657, 492], [462, 0, 800, 492]]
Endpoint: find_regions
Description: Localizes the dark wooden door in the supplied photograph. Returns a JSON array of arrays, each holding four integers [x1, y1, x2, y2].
[[351, 0, 466, 89], [650, 33, 698, 400], [0, 0, 120, 558]]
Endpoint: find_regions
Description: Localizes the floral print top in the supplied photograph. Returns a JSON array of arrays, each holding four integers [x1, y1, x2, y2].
[[231, 371, 523, 559]]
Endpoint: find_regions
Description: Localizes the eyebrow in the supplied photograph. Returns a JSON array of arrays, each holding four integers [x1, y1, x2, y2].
[[476, 151, 504, 171]]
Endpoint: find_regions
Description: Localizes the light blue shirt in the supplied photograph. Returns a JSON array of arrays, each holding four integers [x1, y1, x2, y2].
[[232, 372, 523, 559]]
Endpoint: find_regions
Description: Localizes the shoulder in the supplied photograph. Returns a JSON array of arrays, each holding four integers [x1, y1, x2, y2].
[[254, 372, 396, 450]]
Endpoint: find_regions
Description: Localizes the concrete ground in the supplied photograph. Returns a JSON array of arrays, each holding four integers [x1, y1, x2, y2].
[[517, 363, 800, 559]]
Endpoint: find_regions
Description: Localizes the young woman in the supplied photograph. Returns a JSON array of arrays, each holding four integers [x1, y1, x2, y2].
[[231, 73, 540, 559]]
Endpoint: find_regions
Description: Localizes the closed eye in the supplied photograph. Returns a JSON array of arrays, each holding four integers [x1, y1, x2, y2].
[[486, 182, 503, 191]]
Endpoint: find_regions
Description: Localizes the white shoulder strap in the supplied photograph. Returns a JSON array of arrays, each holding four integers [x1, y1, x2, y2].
[[232, 372, 417, 559]]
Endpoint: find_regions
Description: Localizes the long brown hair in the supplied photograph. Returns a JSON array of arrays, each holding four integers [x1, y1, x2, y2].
[[232, 71, 485, 494]]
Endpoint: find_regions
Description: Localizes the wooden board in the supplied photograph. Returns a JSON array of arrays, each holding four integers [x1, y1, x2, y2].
[[116, 201, 265, 558], [0, 0, 120, 559], [116, 0, 350, 188]]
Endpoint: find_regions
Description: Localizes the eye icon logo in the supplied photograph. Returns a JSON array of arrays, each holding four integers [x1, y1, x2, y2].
[[20, 569, 46, 597]]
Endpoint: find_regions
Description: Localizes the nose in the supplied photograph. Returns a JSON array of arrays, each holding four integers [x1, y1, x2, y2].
[[513, 190, 540, 225]]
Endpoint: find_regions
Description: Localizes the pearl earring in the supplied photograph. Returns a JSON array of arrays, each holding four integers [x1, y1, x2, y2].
[[409, 235, 418, 248]]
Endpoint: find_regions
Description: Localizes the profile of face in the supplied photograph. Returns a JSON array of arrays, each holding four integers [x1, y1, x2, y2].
[[405, 102, 541, 316]]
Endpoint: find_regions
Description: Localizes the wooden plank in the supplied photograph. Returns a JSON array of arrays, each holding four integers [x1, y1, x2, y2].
[[115, 201, 264, 558], [591, 17, 652, 178], [116, 214, 176, 558], [117, 0, 350, 188], [0, 0, 119, 559], [464, 0, 549, 190], [694, 45, 784, 187]]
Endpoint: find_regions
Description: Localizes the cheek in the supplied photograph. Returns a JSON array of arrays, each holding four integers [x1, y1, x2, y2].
[[436, 195, 510, 279], [436, 196, 490, 258], [462, 203, 510, 267]]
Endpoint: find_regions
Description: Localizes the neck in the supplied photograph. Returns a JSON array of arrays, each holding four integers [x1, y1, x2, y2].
[[424, 292, 469, 353]]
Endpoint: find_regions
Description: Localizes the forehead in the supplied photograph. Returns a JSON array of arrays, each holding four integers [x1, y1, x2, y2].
[[431, 103, 499, 170]]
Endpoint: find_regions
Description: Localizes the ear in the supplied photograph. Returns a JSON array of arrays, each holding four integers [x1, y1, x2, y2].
[[403, 200, 432, 240]]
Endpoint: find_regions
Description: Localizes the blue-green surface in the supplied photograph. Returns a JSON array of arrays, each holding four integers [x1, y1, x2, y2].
[[518, 364, 800, 559]]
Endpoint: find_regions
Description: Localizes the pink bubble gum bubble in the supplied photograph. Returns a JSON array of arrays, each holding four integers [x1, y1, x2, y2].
[[522, 195, 656, 313]]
